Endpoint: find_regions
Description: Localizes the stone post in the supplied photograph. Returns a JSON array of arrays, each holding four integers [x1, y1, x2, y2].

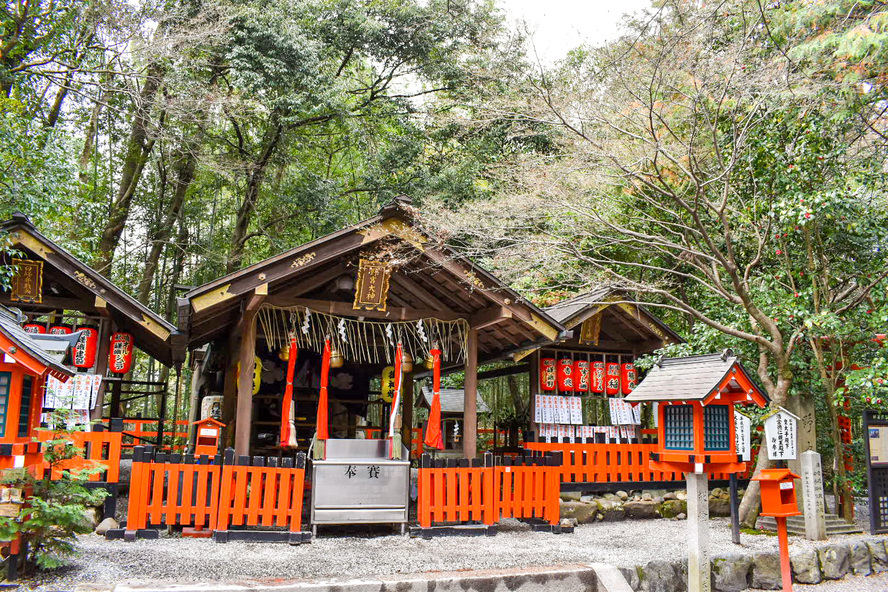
[[800, 450, 827, 540], [686, 472, 711, 592]]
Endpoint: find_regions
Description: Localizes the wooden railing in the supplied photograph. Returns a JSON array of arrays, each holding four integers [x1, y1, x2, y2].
[[101, 418, 190, 452], [34, 429, 123, 483], [416, 451, 562, 529], [122, 446, 309, 543], [524, 441, 755, 486]]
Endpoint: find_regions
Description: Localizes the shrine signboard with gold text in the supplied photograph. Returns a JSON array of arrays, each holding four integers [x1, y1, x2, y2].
[[10, 259, 43, 304]]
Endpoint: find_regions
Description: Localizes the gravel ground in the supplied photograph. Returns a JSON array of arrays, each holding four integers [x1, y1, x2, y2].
[[797, 572, 888, 591], [16, 509, 887, 592]]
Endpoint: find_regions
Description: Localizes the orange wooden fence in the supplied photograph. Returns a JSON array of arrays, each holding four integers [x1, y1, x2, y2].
[[34, 429, 123, 483], [122, 446, 310, 543], [215, 450, 308, 542], [524, 441, 755, 486], [492, 455, 561, 524], [126, 448, 222, 531], [417, 452, 562, 529], [101, 418, 190, 451]]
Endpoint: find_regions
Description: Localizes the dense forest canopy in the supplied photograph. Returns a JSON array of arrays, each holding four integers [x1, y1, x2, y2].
[[2, 0, 888, 524]]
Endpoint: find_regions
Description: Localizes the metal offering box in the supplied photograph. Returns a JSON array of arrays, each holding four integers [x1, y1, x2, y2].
[[310, 439, 410, 534]]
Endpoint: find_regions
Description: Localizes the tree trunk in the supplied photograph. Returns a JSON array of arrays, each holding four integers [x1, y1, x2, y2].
[[93, 63, 165, 274], [137, 147, 196, 304], [225, 122, 283, 273], [738, 357, 792, 528]]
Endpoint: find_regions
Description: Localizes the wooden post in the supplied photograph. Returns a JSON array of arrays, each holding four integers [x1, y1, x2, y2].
[[529, 351, 539, 440], [234, 313, 257, 456], [91, 317, 113, 421], [776, 516, 793, 592], [464, 328, 478, 459], [401, 370, 414, 456], [730, 473, 741, 545]]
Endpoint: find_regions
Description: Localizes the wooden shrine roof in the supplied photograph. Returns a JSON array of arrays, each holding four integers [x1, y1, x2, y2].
[[419, 386, 489, 414], [625, 350, 768, 406], [0, 306, 75, 380], [180, 196, 569, 361], [0, 213, 181, 366]]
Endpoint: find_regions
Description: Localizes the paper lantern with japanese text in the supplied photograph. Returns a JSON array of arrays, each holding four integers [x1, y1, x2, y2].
[[621, 363, 637, 394], [605, 363, 621, 396], [574, 360, 590, 392], [557, 358, 575, 392], [72, 326, 99, 369], [108, 332, 134, 374], [591, 361, 605, 393], [22, 323, 46, 334], [49, 325, 72, 335], [540, 358, 556, 392]]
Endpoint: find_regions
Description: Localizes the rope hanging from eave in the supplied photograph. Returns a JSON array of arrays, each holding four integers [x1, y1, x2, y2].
[[256, 304, 469, 365]]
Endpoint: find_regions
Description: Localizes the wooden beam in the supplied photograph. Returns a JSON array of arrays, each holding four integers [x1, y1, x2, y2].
[[272, 263, 350, 300], [268, 297, 467, 322], [463, 327, 478, 459], [245, 283, 268, 313], [476, 363, 529, 381], [390, 273, 450, 311], [469, 306, 512, 329], [234, 310, 257, 456], [94, 296, 111, 317]]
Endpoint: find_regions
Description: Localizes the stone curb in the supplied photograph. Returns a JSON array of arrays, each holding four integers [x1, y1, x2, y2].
[[77, 563, 632, 592], [624, 536, 888, 591]]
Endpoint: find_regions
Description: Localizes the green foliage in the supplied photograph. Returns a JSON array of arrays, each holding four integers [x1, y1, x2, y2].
[[0, 425, 107, 574]]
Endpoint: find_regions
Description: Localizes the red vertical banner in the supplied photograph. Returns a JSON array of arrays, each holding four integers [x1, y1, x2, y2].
[[280, 337, 298, 447], [605, 363, 621, 396], [557, 358, 574, 392], [316, 339, 331, 441], [424, 347, 444, 450], [388, 342, 404, 440], [591, 361, 605, 393], [540, 358, 556, 391]]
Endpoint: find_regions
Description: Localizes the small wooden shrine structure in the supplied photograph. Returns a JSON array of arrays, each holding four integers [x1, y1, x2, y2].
[[522, 288, 683, 443], [0, 306, 75, 466], [178, 196, 567, 457], [0, 213, 183, 433]]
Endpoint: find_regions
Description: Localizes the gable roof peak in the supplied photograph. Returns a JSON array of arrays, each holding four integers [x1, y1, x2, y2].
[[378, 195, 414, 218]]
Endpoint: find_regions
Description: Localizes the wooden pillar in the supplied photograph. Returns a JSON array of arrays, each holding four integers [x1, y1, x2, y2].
[[401, 370, 414, 456], [464, 328, 478, 459], [529, 351, 539, 439], [234, 312, 257, 456], [90, 316, 113, 421]]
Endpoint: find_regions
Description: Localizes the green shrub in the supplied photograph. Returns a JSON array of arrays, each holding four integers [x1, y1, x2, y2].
[[0, 427, 107, 576]]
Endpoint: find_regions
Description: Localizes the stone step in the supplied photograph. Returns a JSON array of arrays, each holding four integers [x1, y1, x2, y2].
[[757, 514, 863, 536]]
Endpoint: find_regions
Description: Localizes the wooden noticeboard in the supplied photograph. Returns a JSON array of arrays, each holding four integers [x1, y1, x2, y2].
[[864, 410, 888, 534]]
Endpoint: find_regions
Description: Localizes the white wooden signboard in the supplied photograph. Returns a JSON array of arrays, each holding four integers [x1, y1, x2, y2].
[[764, 407, 799, 461], [734, 410, 752, 462]]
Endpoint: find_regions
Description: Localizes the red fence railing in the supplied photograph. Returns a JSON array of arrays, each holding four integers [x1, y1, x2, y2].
[[524, 441, 755, 484], [417, 451, 562, 529]]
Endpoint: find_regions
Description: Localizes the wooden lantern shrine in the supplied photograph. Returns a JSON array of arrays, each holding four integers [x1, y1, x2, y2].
[[0, 307, 75, 467], [625, 349, 769, 474], [754, 468, 801, 518], [193, 417, 225, 456]]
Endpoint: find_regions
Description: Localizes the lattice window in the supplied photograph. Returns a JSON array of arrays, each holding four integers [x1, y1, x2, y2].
[[704, 405, 730, 451], [17, 375, 33, 438], [664, 405, 694, 450], [0, 372, 9, 438]]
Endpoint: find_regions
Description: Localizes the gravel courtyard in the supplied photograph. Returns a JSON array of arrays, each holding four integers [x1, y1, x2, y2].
[[20, 513, 887, 591]]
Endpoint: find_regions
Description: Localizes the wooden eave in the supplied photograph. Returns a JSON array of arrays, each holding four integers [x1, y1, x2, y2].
[[182, 202, 566, 356], [1, 214, 179, 366], [702, 363, 768, 408], [0, 331, 72, 381]]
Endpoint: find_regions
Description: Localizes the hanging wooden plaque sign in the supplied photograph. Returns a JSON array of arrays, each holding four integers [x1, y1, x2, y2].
[[578, 313, 602, 346], [10, 258, 43, 304], [353, 259, 391, 312]]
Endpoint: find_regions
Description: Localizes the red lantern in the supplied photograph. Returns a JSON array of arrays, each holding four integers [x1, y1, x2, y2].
[[605, 362, 621, 396], [22, 323, 46, 334], [72, 326, 99, 369], [591, 361, 605, 393], [108, 332, 134, 374], [540, 358, 556, 391], [574, 360, 590, 392], [49, 325, 72, 335], [621, 363, 637, 394], [557, 358, 574, 392]]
